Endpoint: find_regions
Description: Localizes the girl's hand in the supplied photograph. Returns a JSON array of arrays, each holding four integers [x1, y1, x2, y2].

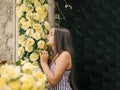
[[40, 50, 49, 64]]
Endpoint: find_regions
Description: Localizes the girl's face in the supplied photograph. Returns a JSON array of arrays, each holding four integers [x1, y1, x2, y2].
[[46, 28, 55, 47]]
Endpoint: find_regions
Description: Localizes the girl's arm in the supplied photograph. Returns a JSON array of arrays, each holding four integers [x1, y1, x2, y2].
[[40, 51, 72, 86]]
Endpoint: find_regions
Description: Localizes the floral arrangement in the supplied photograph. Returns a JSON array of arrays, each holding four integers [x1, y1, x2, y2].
[[0, 0, 50, 89], [16, 0, 50, 65], [0, 62, 49, 90]]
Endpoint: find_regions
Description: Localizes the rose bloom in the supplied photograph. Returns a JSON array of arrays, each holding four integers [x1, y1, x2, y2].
[[44, 21, 50, 30], [19, 35, 25, 43], [0, 77, 10, 90], [37, 40, 45, 49], [22, 62, 34, 74], [26, 4, 34, 12], [0, 77, 7, 87], [8, 80, 21, 90], [28, 19, 34, 26], [19, 4, 26, 12], [19, 17, 26, 24], [18, 47, 24, 58], [26, 38, 35, 46], [25, 45, 33, 52], [26, 28, 34, 36], [41, 32, 46, 39], [30, 0, 38, 4], [40, 0, 45, 4], [16, 0, 21, 5], [36, 6, 43, 14], [42, 11, 48, 18], [43, 4, 48, 11], [32, 32, 41, 40], [16, 9, 23, 18], [20, 74, 35, 90], [33, 23, 42, 30], [33, 24, 43, 34], [26, 12, 33, 20], [20, 41, 26, 47], [30, 52, 39, 62], [33, 13, 40, 20], [10, 66, 21, 79], [32, 71, 46, 81], [22, 21, 31, 30], [38, 15, 44, 22], [34, 81, 46, 90]]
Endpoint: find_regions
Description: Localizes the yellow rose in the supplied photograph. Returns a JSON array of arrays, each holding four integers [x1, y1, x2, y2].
[[16, 10, 23, 18], [26, 12, 33, 20], [33, 13, 40, 20], [32, 32, 41, 40], [10, 66, 21, 79], [37, 40, 45, 49], [16, 0, 21, 5], [28, 19, 34, 26], [25, 45, 33, 52], [30, 52, 39, 61], [22, 62, 34, 74], [30, 0, 37, 3], [33, 24, 43, 33], [0, 77, 6, 87], [35, 81, 46, 90], [43, 4, 48, 11], [20, 4, 26, 12], [20, 74, 35, 90], [8, 80, 21, 90], [20, 58, 29, 65], [26, 38, 35, 46], [41, 32, 46, 39], [36, 6, 43, 14], [40, 0, 45, 4], [34, 1, 41, 7], [33, 23, 42, 30], [32, 61, 39, 66], [20, 41, 26, 47], [26, 28, 34, 36], [42, 11, 48, 18], [33, 71, 46, 81], [26, 4, 34, 12], [38, 15, 44, 22], [44, 21, 50, 30], [22, 21, 30, 30], [19, 35, 25, 43], [18, 47, 24, 58], [19, 17, 26, 24]]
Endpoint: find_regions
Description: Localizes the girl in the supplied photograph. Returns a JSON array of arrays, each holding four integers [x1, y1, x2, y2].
[[40, 27, 75, 90]]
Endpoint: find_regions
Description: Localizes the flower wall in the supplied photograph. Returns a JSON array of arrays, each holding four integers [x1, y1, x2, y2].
[[0, 62, 48, 90], [0, 0, 50, 89], [16, 0, 50, 65]]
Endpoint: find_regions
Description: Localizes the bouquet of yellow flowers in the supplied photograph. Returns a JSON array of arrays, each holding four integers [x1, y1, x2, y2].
[[16, 0, 50, 65], [0, 0, 50, 89], [0, 62, 49, 90]]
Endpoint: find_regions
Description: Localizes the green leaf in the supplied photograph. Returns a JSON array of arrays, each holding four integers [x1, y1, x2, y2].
[[15, 60, 21, 66]]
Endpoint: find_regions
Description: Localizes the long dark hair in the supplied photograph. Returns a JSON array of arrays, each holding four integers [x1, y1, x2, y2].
[[54, 27, 73, 56], [53, 27, 78, 90]]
